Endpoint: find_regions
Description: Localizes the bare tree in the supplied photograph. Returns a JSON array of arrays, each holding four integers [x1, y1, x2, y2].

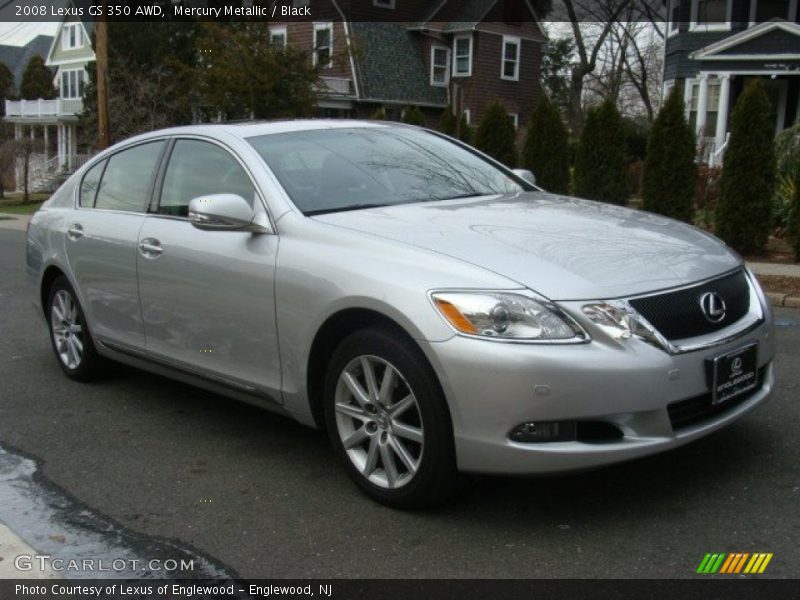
[[0, 138, 44, 203], [561, 0, 630, 134]]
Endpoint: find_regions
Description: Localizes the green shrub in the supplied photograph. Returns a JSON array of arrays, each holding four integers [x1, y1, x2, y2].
[[438, 107, 457, 136], [641, 88, 697, 222], [789, 171, 800, 261], [402, 105, 424, 126], [715, 81, 776, 255], [458, 113, 474, 145], [574, 100, 628, 205], [772, 123, 800, 232], [522, 95, 570, 194], [474, 101, 518, 166], [370, 107, 387, 120]]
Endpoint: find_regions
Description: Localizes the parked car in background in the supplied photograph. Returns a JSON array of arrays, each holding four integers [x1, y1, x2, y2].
[[26, 121, 775, 507]]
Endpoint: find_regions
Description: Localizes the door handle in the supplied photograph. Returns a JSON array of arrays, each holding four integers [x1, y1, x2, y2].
[[138, 238, 163, 258], [67, 224, 84, 240]]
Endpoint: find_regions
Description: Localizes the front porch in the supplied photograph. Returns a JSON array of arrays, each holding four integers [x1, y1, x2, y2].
[[4, 99, 92, 192], [684, 20, 800, 166], [685, 72, 799, 167]]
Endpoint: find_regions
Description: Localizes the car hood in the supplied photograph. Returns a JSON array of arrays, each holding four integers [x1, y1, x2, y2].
[[312, 192, 741, 300]]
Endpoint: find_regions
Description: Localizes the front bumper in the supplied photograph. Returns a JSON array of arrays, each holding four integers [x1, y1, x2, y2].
[[421, 314, 775, 475]]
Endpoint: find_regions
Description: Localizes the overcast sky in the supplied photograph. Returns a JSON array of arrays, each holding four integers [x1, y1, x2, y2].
[[0, 22, 59, 46]]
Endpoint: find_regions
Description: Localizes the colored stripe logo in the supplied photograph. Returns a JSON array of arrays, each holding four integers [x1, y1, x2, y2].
[[697, 553, 773, 574]]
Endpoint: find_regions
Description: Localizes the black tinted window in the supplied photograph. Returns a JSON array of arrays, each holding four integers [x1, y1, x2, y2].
[[79, 159, 105, 207], [95, 141, 165, 212], [246, 127, 524, 215], [159, 140, 256, 217]]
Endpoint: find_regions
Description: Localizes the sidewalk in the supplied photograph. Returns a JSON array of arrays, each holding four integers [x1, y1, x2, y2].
[[747, 261, 800, 308], [0, 213, 31, 232]]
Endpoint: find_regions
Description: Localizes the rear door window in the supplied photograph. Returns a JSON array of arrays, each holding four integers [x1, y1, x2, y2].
[[94, 141, 165, 213]]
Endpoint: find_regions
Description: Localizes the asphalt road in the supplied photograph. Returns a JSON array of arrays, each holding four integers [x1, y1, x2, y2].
[[1, 227, 798, 579]]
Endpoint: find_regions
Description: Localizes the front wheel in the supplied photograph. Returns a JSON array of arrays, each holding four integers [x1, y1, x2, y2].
[[324, 326, 459, 508]]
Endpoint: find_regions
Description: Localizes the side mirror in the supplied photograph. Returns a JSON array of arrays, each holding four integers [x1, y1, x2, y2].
[[188, 194, 271, 233], [512, 169, 536, 186]]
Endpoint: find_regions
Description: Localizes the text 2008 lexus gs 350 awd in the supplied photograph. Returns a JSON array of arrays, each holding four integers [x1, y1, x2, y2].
[[26, 121, 774, 507]]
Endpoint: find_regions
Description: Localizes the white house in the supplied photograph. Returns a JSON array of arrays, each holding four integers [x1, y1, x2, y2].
[[4, 18, 95, 186]]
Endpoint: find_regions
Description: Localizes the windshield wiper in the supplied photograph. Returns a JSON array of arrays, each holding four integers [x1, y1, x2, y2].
[[305, 204, 386, 216]]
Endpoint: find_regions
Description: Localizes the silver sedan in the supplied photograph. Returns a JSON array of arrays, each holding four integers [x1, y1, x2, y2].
[[26, 121, 775, 507]]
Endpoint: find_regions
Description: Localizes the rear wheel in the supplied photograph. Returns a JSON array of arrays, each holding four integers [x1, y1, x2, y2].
[[324, 326, 458, 508], [46, 276, 104, 381]]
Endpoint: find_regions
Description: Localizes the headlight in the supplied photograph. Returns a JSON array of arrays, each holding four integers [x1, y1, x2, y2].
[[582, 301, 665, 349], [431, 291, 586, 342]]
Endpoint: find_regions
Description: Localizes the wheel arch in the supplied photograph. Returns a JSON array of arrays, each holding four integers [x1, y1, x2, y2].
[[306, 307, 446, 430], [40, 264, 68, 318]]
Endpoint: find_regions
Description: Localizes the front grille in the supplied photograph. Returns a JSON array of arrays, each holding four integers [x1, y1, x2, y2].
[[629, 270, 751, 341], [667, 366, 767, 431]]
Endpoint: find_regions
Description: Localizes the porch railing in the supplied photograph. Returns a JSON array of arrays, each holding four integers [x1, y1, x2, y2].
[[4, 98, 84, 119]]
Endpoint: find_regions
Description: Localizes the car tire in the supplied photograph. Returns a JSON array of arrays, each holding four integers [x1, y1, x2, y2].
[[46, 276, 104, 381], [324, 325, 459, 508]]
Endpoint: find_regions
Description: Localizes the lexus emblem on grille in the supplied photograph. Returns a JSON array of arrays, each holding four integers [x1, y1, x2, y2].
[[699, 291, 727, 323]]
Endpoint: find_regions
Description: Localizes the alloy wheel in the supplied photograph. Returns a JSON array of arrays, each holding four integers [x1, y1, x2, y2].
[[50, 289, 84, 370], [334, 355, 424, 489]]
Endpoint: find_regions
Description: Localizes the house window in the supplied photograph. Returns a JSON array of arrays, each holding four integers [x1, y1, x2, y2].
[[501, 36, 521, 81], [452, 35, 472, 77], [667, 0, 681, 35], [751, 0, 795, 22], [313, 23, 333, 68], [62, 23, 82, 50], [431, 46, 450, 86], [270, 26, 287, 48], [60, 69, 85, 99], [687, 78, 721, 136], [373, 0, 395, 7], [690, 0, 731, 30]]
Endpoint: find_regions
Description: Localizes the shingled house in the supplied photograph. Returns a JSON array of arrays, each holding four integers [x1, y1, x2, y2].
[[273, 0, 546, 130], [663, 0, 800, 164]]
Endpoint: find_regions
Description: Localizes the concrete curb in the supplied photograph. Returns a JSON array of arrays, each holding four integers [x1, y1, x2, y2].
[[767, 292, 800, 309]]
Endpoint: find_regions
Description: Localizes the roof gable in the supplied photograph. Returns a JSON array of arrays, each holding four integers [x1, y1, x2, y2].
[[692, 20, 800, 60]]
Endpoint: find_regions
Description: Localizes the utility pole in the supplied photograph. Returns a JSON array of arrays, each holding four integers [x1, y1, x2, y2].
[[95, 8, 110, 150]]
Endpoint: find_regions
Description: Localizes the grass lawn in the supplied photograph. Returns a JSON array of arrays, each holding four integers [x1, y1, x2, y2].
[[0, 192, 49, 216]]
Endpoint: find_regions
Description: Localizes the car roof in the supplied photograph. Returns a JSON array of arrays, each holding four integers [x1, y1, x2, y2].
[[123, 119, 399, 145]]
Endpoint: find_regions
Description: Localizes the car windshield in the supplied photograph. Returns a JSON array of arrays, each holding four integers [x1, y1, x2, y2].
[[246, 126, 527, 215]]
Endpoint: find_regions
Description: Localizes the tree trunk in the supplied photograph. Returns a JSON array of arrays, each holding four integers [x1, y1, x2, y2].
[[568, 69, 587, 136], [22, 148, 30, 203]]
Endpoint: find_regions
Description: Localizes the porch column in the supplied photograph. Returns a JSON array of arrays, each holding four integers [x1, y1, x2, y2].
[[67, 126, 74, 171], [696, 74, 709, 136], [715, 74, 731, 156], [43, 126, 49, 160], [57, 124, 65, 170]]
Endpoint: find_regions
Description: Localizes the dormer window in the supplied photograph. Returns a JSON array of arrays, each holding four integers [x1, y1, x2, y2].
[[313, 22, 333, 68], [690, 0, 731, 31], [62, 23, 82, 50], [751, 0, 796, 23], [501, 36, 520, 81], [452, 35, 472, 77], [667, 0, 681, 36]]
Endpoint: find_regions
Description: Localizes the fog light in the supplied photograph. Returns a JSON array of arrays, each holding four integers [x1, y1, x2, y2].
[[509, 421, 577, 443]]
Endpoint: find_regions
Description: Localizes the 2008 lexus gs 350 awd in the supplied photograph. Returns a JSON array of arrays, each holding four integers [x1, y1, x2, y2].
[[27, 121, 774, 507]]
